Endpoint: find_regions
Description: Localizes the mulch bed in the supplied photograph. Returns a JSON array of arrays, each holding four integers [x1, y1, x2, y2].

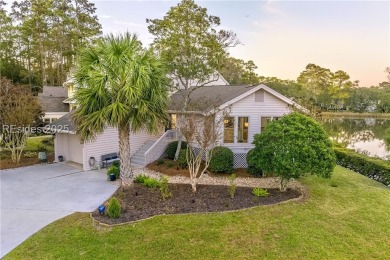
[[92, 183, 301, 225], [0, 153, 54, 170]]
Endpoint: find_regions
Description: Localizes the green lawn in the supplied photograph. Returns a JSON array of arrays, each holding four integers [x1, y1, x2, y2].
[[24, 135, 54, 152], [5, 166, 390, 259]]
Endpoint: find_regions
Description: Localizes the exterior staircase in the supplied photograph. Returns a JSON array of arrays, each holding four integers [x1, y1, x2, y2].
[[130, 140, 157, 166]]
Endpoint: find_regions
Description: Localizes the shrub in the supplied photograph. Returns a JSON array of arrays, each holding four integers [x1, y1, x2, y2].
[[134, 174, 160, 188], [246, 149, 263, 177], [251, 112, 336, 191], [156, 159, 165, 165], [252, 188, 269, 197], [159, 176, 171, 200], [107, 197, 121, 218], [167, 162, 175, 168], [334, 147, 390, 186], [165, 141, 187, 160], [229, 174, 237, 199], [134, 174, 149, 184], [107, 165, 120, 179], [112, 160, 120, 167], [143, 177, 161, 188], [209, 146, 234, 174], [177, 149, 187, 168]]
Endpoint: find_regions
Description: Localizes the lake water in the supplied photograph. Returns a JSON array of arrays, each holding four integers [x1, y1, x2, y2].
[[321, 117, 390, 159]]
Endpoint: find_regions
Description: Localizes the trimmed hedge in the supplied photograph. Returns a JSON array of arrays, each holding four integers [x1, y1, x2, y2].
[[334, 147, 390, 186], [209, 146, 234, 174], [246, 149, 263, 177], [165, 141, 187, 160]]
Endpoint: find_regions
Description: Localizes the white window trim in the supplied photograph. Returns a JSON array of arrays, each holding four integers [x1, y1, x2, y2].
[[259, 115, 282, 132], [224, 115, 250, 145]]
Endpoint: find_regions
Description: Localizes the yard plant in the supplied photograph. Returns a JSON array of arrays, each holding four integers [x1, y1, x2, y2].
[[209, 146, 234, 174], [6, 166, 390, 259], [72, 33, 169, 181], [249, 112, 336, 190], [107, 197, 121, 219]]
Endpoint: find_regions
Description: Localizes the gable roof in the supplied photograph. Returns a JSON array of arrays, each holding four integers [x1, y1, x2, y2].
[[169, 85, 256, 113], [169, 84, 308, 114], [38, 86, 68, 97], [48, 112, 76, 133], [38, 96, 69, 112]]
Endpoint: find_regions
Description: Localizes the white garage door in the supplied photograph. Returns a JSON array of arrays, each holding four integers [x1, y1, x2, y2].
[[67, 135, 84, 164]]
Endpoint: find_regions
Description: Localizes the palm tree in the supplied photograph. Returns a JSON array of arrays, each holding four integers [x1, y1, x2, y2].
[[73, 33, 169, 180]]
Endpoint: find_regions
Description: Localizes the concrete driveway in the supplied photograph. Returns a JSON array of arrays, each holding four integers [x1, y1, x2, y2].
[[0, 163, 118, 258]]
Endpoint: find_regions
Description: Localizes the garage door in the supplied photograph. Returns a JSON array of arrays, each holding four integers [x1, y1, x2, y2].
[[67, 135, 83, 164]]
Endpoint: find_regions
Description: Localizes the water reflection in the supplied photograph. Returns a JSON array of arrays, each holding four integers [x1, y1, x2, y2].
[[321, 117, 390, 159]]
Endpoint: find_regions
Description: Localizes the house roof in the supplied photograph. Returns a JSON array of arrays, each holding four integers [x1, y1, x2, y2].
[[169, 85, 257, 113], [38, 86, 68, 97], [48, 112, 76, 133], [49, 84, 307, 134], [168, 84, 307, 114], [38, 96, 69, 112]]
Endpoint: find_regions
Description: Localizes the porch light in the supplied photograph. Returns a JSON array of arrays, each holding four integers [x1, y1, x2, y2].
[[224, 119, 229, 124], [244, 122, 249, 128]]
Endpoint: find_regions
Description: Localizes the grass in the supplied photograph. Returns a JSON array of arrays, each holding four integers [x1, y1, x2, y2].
[[24, 135, 54, 152], [4, 166, 390, 259]]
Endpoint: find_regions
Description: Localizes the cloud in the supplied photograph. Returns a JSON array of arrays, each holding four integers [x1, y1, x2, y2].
[[99, 15, 112, 19], [263, 1, 284, 15]]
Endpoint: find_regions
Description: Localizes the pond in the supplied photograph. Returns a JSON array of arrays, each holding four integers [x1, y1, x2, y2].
[[321, 117, 390, 159]]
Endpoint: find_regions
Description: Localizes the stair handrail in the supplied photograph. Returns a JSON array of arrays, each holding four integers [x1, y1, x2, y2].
[[144, 129, 177, 164]]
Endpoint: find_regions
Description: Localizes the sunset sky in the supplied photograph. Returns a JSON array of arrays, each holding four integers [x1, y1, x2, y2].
[[90, 0, 389, 87], [6, 0, 389, 86]]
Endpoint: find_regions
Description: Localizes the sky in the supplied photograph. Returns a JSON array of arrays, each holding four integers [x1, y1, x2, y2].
[[89, 0, 390, 87], [5, 0, 390, 86]]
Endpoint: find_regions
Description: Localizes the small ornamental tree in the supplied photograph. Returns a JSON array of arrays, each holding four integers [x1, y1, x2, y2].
[[249, 112, 336, 191]]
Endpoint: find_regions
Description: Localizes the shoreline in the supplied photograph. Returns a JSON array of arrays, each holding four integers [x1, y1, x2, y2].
[[320, 112, 390, 118]]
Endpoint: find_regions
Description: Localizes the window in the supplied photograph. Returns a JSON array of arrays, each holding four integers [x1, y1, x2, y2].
[[238, 117, 249, 143], [170, 114, 177, 129], [255, 90, 265, 102], [261, 117, 280, 132], [223, 117, 234, 143]]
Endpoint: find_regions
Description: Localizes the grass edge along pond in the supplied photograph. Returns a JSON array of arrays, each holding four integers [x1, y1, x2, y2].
[[5, 166, 390, 259]]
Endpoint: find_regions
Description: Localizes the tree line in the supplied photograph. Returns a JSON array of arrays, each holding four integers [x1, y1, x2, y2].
[[220, 59, 390, 113], [0, 0, 101, 92]]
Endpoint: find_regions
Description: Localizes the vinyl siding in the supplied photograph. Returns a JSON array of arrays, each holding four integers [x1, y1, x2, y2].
[[83, 127, 119, 171], [54, 133, 84, 164], [82, 127, 163, 171], [222, 89, 292, 152]]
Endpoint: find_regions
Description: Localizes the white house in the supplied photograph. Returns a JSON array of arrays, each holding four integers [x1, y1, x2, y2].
[[50, 84, 306, 170]]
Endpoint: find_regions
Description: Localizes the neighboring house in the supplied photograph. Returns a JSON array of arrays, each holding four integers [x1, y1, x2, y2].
[[50, 84, 306, 170], [170, 72, 229, 91], [38, 86, 69, 123]]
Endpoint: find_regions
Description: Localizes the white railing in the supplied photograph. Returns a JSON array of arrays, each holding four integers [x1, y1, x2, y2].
[[144, 129, 178, 165]]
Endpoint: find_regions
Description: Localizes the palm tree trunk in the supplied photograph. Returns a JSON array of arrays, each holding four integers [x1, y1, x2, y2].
[[118, 123, 132, 182]]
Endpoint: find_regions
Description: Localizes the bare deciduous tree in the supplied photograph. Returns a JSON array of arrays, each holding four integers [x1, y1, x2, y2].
[[0, 77, 42, 163], [179, 103, 229, 192]]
